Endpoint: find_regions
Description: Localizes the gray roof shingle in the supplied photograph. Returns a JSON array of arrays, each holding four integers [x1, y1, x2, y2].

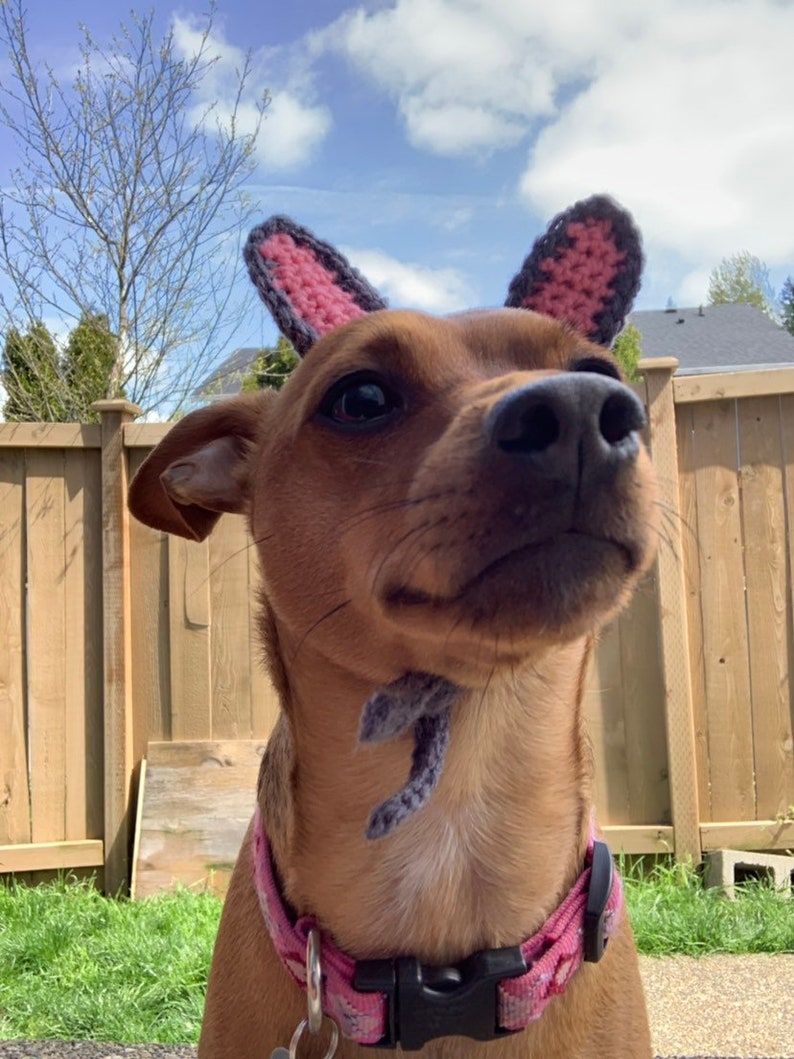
[[629, 303, 794, 373], [195, 347, 261, 398]]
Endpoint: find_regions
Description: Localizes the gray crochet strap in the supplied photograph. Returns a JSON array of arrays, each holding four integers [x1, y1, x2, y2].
[[365, 710, 452, 841], [359, 671, 461, 840]]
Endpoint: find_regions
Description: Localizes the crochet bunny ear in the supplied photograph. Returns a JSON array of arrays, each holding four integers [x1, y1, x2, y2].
[[244, 217, 388, 355], [505, 196, 643, 347]]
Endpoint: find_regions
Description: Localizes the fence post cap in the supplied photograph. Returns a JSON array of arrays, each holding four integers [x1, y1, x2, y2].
[[638, 357, 679, 372], [91, 399, 142, 417]]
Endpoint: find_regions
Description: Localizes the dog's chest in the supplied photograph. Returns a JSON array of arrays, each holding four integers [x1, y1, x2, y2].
[[371, 799, 509, 957], [393, 805, 474, 901]]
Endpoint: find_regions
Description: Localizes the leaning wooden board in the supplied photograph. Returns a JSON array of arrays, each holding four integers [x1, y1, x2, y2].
[[132, 740, 265, 898]]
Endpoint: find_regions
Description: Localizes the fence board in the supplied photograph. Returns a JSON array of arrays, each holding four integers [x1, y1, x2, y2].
[[63, 451, 87, 841], [168, 536, 212, 739], [210, 515, 254, 739], [96, 399, 141, 895], [675, 367, 794, 404], [644, 362, 700, 860], [779, 394, 794, 813], [586, 622, 630, 824], [676, 405, 712, 819], [83, 449, 105, 840], [602, 825, 674, 855], [0, 451, 30, 844], [738, 396, 793, 819], [700, 819, 794, 851], [0, 840, 104, 872], [63, 450, 103, 840], [133, 740, 264, 897], [129, 448, 171, 744], [691, 400, 755, 820], [619, 570, 669, 825], [26, 450, 68, 842], [248, 543, 281, 737], [0, 423, 100, 448]]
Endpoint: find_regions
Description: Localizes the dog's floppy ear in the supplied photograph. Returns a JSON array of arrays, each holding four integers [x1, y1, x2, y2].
[[244, 217, 388, 356], [505, 195, 642, 346], [128, 393, 271, 542]]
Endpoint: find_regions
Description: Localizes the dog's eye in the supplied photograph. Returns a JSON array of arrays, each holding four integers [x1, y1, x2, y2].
[[569, 356, 621, 381], [319, 373, 402, 427]]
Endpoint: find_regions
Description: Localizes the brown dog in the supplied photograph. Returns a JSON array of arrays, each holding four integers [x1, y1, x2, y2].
[[129, 196, 658, 1059]]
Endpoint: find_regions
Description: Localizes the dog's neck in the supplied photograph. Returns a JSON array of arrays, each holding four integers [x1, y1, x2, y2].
[[261, 633, 594, 967]]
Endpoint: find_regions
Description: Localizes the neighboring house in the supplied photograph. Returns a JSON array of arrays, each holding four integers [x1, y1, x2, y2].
[[198, 304, 794, 398], [195, 346, 261, 399], [629, 303, 794, 374]]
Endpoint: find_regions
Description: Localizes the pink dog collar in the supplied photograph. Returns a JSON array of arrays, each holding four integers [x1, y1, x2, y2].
[[252, 808, 623, 1048]]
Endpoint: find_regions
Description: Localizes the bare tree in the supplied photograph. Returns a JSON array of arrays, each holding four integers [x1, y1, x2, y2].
[[0, 0, 267, 417]]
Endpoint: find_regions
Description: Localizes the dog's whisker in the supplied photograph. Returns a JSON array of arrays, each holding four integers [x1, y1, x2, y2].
[[366, 519, 436, 593], [180, 533, 278, 598], [291, 598, 352, 659], [394, 532, 449, 596], [477, 664, 498, 713], [338, 489, 455, 533]]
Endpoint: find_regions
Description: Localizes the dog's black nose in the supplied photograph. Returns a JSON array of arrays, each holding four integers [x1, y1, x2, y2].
[[488, 373, 646, 478]]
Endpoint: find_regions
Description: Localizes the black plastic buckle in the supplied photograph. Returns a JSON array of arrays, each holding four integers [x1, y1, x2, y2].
[[583, 839, 614, 963], [353, 946, 527, 1051]]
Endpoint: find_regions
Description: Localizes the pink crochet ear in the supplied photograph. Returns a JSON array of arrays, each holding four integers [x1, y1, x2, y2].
[[505, 196, 642, 346], [244, 217, 388, 355]]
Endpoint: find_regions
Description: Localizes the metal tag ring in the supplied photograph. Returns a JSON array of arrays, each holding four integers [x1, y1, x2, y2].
[[289, 1017, 339, 1059], [306, 928, 323, 1034]]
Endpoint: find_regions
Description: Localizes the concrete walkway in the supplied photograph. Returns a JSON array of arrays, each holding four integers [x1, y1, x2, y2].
[[0, 955, 792, 1059], [640, 954, 794, 1059]]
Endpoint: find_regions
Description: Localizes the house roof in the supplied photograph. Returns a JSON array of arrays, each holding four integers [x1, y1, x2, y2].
[[195, 347, 261, 398], [629, 303, 794, 373], [198, 303, 794, 399]]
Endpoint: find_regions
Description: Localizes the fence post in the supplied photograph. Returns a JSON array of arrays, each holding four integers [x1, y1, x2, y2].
[[639, 358, 702, 863], [93, 398, 142, 895]]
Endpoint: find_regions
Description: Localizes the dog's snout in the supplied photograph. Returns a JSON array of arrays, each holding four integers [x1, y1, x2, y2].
[[488, 372, 645, 477]]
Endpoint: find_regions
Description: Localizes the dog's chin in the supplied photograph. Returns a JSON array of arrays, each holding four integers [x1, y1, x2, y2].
[[381, 533, 642, 651]]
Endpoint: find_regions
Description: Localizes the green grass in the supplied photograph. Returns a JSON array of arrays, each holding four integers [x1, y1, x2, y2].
[[0, 863, 792, 1043], [0, 876, 220, 1043], [623, 858, 794, 957]]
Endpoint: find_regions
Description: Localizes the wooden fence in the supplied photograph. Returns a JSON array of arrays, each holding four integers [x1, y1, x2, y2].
[[2, 360, 794, 893]]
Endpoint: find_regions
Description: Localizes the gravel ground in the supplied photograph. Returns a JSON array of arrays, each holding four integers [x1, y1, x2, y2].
[[1, 955, 792, 1059], [640, 954, 794, 1059]]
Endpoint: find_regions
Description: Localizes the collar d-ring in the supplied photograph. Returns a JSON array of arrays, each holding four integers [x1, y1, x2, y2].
[[306, 928, 323, 1035]]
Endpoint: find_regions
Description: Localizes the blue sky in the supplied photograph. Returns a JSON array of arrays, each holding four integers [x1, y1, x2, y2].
[[2, 0, 794, 361]]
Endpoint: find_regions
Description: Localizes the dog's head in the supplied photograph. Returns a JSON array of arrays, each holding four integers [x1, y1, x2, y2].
[[129, 196, 658, 686]]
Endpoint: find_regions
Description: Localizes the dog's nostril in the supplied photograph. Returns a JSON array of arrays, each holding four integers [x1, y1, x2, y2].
[[498, 403, 560, 454], [599, 392, 646, 445]]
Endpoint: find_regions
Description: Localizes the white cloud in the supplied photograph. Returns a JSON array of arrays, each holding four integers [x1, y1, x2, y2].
[[257, 92, 331, 171], [519, 1, 794, 267], [171, 14, 245, 72], [316, 0, 794, 294], [172, 14, 331, 173], [673, 269, 711, 308], [315, 0, 635, 156], [345, 249, 476, 313], [401, 101, 525, 155]]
